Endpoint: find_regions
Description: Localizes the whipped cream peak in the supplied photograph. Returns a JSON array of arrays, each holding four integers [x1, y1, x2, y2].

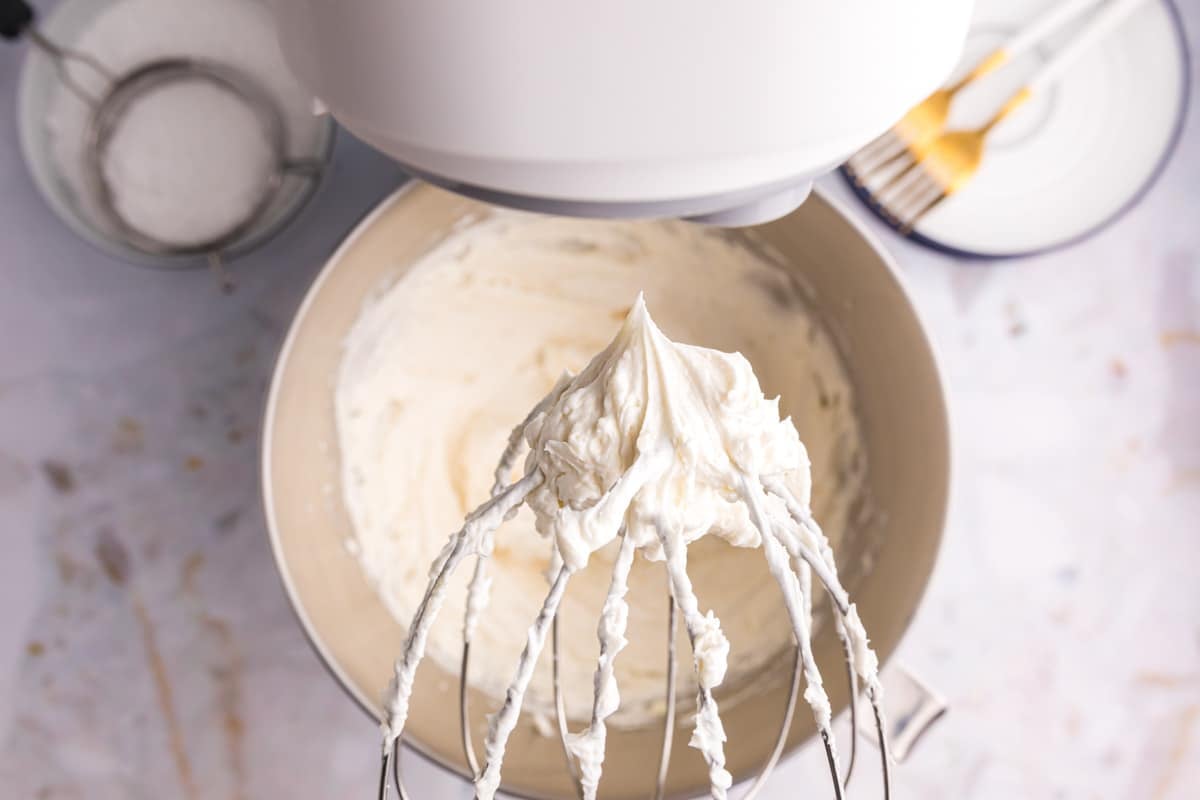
[[522, 294, 807, 573]]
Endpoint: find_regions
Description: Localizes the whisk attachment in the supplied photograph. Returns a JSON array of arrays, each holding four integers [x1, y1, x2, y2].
[[380, 470, 890, 800], [376, 299, 892, 800]]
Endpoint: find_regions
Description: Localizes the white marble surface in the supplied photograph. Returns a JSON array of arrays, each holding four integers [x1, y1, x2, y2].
[[1, 6, 1198, 799]]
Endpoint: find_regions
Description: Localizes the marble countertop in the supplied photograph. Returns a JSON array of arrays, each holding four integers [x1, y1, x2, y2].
[[1, 10, 1198, 800]]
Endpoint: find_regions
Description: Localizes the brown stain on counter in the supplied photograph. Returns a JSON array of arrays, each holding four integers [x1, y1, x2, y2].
[[54, 552, 80, 584], [177, 549, 247, 797], [40, 461, 75, 494], [1151, 704, 1198, 799], [134, 598, 198, 800], [1165, 467, 1200, 494], [180, 552, 205, 594], [94, 528, 130, 586], [203, 615, 248, 800], [1135, 671, 1199, 689], [113, 416, 145, 453], [1160, 329, 1200, 348]]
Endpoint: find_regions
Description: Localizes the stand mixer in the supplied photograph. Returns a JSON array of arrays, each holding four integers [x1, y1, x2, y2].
[[272, 1, 972, 226], [266, 4, 971, 798]]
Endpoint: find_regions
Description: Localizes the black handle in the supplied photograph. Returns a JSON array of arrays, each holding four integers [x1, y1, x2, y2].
[[0, 0, 34, 41]]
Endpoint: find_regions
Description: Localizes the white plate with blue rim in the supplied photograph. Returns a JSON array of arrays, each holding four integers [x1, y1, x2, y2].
[[842, 0, 1189, 259]]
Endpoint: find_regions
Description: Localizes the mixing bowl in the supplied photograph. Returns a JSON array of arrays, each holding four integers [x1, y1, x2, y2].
[[262, 183, 950, 799]]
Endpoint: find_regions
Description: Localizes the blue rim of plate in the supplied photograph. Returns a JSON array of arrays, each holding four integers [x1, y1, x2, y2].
[[839, 0, 1192, 261]]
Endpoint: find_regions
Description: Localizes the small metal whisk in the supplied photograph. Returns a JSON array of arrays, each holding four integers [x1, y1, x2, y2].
[[373, 319, 894, 800], [1, 0, 324, 289]]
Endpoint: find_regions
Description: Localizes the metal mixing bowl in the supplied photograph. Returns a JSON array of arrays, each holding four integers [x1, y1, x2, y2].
[[261, 183, 950, 799]]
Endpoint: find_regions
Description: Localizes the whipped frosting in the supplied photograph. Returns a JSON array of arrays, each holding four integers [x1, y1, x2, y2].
[[460, 295, 795, 797], [336, 213, 872, 797], [507, 295, 816, 796], [521, 295, 808, 570]]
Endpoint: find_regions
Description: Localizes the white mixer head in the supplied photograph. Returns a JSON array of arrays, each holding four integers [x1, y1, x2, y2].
[[273, 1, 970, 224]]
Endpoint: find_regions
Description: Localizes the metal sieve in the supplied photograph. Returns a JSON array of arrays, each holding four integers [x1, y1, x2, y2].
[[3, 0, 324, 289]]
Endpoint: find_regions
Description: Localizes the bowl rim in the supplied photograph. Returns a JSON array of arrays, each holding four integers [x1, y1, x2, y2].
[[259, 182, 953, 797]]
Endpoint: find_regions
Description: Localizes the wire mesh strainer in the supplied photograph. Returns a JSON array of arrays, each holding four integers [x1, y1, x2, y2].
[[2, 0, 325, 289]]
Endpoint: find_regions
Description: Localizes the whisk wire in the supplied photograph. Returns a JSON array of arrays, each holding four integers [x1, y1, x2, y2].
[[377, 737, 409, 800], [655, 521, 732, 799], [741, 481, 844, 799], [762, 478, 892, 799], [819, 730, 846, 800], [474, 565, 573, 799], [459, 642, 482, 779], [871, 686, 892, 800], [383, 393, 890, 800], [552, 615, 585, 799], [740, 645, 802, 800], [653, 593, 677, 800], [839, 635, 860, 788]]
